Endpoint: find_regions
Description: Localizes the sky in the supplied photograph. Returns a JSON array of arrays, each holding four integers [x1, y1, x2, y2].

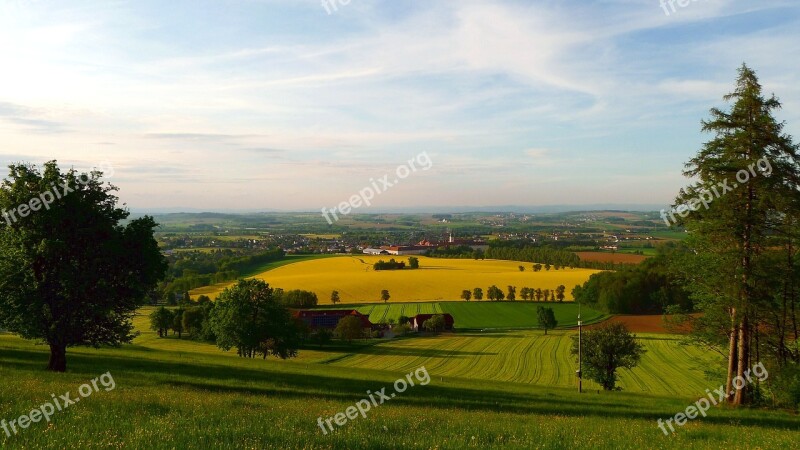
[[0, 0, 798, 212]]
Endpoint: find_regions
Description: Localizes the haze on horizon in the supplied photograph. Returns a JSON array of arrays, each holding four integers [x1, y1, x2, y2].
[[0, 0, 798, 212]]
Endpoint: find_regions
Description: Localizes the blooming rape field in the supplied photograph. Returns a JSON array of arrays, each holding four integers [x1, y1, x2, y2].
[[191, 255, 601, 303]]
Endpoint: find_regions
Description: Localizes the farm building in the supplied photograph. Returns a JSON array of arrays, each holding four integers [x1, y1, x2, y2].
[[410, 313, 455, 331], [362, 248, 389, 255], [382, 245, 430, 255], [294, 309, 374, 330]]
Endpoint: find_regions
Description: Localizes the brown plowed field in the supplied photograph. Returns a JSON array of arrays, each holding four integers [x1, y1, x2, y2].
[[586, 314, 693, 334], [576, 252, 648, 264]]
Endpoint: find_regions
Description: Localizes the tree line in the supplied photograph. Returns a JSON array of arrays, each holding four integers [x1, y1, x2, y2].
[[460, 285, 565, 302], [571, 247, 691, 314]]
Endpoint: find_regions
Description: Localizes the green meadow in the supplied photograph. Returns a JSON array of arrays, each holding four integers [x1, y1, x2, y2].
[[1, 309, 798, 449], [324, 301, 607, 330]]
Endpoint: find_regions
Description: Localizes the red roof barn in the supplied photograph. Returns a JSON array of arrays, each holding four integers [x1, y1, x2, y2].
[[294, 310, 373, 330]]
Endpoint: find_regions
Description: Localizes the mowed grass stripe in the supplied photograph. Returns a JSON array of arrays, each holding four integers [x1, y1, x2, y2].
[[328, 331, 712, 396], [440, 302, 605, 329]]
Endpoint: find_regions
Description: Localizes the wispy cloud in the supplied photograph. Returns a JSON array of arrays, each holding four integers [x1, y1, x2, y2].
[[0, 0, 797, 210]]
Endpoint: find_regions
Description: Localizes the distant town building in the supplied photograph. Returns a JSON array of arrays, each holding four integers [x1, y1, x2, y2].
[[363, 248, 389, 255]]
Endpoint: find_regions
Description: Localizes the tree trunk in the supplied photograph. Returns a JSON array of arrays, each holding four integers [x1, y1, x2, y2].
[[47, 343, 67, 372], [733, 316, 749, 405], [725, 308, 738, 402]]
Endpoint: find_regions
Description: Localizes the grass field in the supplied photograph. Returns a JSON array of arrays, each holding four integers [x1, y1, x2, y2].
[[323, 301, 605, 329], [440, 302, 604, 329], [192, 256, 602, 303], [2, 319, 798, 449], [325, 331, 720, 395]]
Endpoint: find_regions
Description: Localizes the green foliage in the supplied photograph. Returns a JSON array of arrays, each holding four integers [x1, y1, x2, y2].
[[393, 323, 411, 336], [149, 307, 174, 338], [330, 290, 340, 304], [182, 307, 205, 336], [572, 251, 691, 314], [408, 256, 420, 269], [571, 323, 645, 390], [278, 289, 318, 308], [555, 285, 566, 302], [373, 258, 406, 270], [0, 161, 167, 371], [381, 289, 390, 303], [310, 329, 332, 348], [422, 314, 446, 332], [461, 289, 472, 301], [668, 65, 800, 406], [335, 315, 363, 343], [172, 309, 185, 337], [472, 287, 483, 300], [771, 363, 800, 410], [536, 307, 558, 335], [209, 279, 300, 359], [487, 285, 505, 301]]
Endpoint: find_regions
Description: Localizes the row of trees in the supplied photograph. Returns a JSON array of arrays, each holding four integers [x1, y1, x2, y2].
[[426, 243, 629, 270], [148, 281, 327, 357], [160, 247, 285, 296], [460, 285, 566, 302]]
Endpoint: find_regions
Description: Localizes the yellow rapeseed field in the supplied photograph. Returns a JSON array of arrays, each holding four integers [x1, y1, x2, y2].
[[192, 255, 601, 304]]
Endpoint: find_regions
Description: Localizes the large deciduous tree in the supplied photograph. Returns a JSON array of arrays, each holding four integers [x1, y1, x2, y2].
[[0, 161, 166, 372], [537, 306, 558, 335], [335, 315, 364, 343], [571, 322, 645, 391], [209, 279, 301, 359]]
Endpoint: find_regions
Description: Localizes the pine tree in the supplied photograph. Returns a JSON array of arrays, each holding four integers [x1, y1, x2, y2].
[[670, 64, 800, 405]]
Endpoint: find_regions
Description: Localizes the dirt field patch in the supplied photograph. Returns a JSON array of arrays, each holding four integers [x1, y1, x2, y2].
[[576, 252, 648, 264]]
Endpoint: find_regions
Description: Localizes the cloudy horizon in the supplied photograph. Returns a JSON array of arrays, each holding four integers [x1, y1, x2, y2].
[[1, 0, 798, 212]]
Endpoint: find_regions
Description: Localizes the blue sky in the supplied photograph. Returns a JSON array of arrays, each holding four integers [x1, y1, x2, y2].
[[0, 0, 798, 211]]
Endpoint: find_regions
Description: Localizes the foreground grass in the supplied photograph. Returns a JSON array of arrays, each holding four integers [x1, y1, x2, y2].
[[1, 329, 798, 448]]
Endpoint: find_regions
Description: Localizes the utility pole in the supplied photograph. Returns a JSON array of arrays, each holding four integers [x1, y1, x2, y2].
[[577, 300, 582, 393]]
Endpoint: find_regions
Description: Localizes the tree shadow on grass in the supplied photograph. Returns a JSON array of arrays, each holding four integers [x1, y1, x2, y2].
[[3, 347, 799, 433]]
